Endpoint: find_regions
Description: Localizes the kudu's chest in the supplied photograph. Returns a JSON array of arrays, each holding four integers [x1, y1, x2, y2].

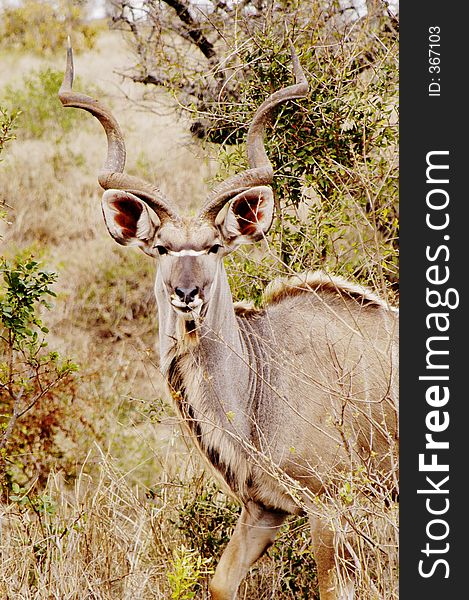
[[165, 336, 304, 515], [166, 350, 252, 499]]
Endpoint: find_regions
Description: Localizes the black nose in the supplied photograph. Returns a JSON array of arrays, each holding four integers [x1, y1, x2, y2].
[[175, 286, 199, 304]]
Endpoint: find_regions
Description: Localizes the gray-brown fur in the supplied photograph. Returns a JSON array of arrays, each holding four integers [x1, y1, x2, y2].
[[157, 265, 398, 600], [164, 270, 398, 511]]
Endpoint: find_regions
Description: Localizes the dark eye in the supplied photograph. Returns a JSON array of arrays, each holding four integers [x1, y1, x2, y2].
[[155, 245, 168, 256], [208, 244, 222, 255]]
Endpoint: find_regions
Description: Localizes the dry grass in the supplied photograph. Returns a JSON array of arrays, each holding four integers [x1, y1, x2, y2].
[[1, 457, 195, 600]]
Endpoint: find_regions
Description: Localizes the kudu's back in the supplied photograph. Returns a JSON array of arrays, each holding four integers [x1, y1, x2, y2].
[[198, 272, 399, 513]]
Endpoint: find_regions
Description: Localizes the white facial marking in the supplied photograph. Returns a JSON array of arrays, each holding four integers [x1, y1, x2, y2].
[[170, 296, 204, 320], [167, 249, 207, 257]]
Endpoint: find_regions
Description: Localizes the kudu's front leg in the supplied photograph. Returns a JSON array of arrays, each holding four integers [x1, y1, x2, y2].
[[309, 515, 355, 600], [209, 502, 287, 600]]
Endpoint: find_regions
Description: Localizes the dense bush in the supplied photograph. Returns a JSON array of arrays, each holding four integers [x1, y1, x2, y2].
[[216, 25, 398, 302]]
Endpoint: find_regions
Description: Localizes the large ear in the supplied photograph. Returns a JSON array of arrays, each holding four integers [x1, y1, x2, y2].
[[101, 190, 160, 256], [216, 186, 274, 245]]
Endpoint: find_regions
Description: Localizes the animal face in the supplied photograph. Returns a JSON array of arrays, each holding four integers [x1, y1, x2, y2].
[[100, 186, 274, 319]]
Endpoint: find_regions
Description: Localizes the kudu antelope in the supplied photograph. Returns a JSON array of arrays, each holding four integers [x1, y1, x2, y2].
[[59, 43, 398, 600]]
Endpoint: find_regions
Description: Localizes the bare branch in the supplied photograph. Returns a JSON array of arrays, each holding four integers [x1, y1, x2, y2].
[[162, 0, 217, 61]]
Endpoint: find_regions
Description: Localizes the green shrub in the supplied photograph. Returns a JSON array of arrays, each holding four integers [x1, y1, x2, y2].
[[0, 0, 102, 54], [216, 23, 398, 303], [167, 545, 213, 600], [1, 68, 89, 140], [0, 256, 78, 497], [172, 479, 239, 560], [0, 106, 20, 159]]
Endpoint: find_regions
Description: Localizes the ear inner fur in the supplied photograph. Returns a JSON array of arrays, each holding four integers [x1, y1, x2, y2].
[[220, 186, 274, 242], [112, 197, 144, 238], [232, 196, 265, 236], [101, 189, 161, 249]]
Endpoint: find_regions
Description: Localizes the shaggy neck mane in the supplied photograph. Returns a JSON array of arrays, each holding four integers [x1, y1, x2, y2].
[[263, 271, 392, 310], [232, 270, 394, 319]]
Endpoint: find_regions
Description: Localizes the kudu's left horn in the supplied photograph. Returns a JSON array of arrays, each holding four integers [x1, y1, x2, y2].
[[198, 41, 309, 221]]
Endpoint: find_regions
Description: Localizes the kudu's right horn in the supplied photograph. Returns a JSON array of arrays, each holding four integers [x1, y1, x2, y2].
[[59, 39, 180, 222]]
